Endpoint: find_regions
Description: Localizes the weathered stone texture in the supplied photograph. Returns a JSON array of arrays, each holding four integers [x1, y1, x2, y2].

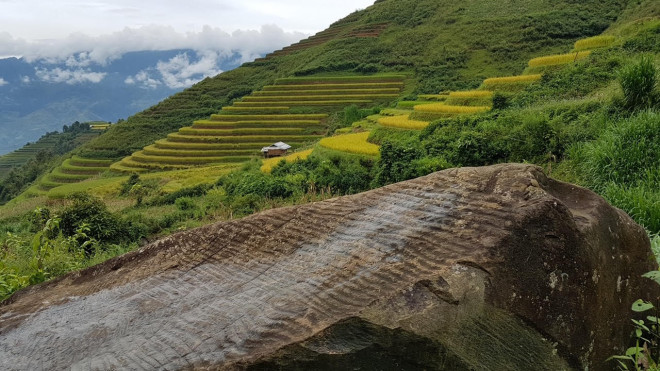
[[0, 164, 656, 370]]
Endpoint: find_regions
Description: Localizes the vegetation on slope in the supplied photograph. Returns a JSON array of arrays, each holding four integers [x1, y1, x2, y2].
[[0, 122, 103, 204]]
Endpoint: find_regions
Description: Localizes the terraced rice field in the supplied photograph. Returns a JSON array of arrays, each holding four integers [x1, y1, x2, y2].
[[413, 103, 491, 115], [377, 115, 430, 130], [112, 75, 406, 173], [0, 137, 61, 176], [482, 74, 542, 90], [38, 156, 112, 191], [319, 132, 379, 156], [111, 114, 325, 173], [574, 35, 616, 51], [528, 51, 592, 68]]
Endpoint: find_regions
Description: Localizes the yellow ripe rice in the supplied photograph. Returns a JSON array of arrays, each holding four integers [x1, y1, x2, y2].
[[574, 35, 615, 51], [448, 90, 493, 98], [377, 115, 429, 130], [413, 103, 491, 114], [528, 51, 591, 67], [319, 132, 379, 156], [482, 74, 542, 87]]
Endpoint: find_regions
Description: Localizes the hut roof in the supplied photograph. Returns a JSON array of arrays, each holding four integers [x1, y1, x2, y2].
[[261, 142, 291, 152]]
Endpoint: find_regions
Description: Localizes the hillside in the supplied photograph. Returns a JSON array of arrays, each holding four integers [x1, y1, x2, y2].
[[0, 1, 659, 364], [72, 0, 627, 159], [0, 122, 105, 203]]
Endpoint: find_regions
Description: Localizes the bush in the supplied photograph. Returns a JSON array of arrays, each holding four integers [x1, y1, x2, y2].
[[148, 184, 212, 206], [492, 92, 510, 110], [59, 193, 128, 244], [175, 197, 198, 211], [120, 173, 141, 195], [619, 56, 658, 110], [219, 171, 296, 199]]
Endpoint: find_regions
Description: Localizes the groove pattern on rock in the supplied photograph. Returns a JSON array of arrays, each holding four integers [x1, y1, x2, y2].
[[0, 164, 655, 370]]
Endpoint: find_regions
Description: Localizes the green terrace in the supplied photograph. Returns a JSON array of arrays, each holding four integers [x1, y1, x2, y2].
[[37, 156, 112, 191]]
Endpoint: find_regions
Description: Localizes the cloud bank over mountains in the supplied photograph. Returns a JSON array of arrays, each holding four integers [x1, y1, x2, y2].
[[0, 24, 305, 88]]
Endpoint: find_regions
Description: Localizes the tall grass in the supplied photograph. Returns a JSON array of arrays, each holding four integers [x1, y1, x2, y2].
[[619, 55, 658, 110], [572, 110, 660, 233]]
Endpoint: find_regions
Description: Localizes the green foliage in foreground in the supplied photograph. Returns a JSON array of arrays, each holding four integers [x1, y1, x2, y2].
[[0, 207, 136, 301], [609, 265, 660, 370], [571, 110, 660, 233]]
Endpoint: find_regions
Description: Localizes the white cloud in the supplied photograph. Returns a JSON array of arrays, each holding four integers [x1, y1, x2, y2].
[[20, 76, 30, 84], [0, 78, 7, 86], [125, 70, 161, 89], [157, 51, 223, 89], [0, 24, 306, 66], [35, 67, 107, 84], [126, 50, 226, 89]]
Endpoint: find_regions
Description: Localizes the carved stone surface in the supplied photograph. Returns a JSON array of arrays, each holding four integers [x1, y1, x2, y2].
[[0, 164, 656, 370]]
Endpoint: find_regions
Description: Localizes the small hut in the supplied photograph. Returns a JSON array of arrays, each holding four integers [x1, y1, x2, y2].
[[261, 142, 291, 158]]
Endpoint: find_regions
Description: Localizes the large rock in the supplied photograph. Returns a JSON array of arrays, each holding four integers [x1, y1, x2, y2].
[[0, 164, 656, 370]]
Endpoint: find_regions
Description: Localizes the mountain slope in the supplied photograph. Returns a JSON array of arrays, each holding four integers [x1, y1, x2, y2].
[[76, 0, 628, 160]]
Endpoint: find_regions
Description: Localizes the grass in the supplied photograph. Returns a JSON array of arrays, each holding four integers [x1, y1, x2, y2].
[[261, 149, 314, 172], [319, 131, 380, 156], [47, 168, 93, 182]]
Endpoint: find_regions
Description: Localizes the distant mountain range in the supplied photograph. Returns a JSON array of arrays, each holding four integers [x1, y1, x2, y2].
[[0, 50, 252, 155]]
